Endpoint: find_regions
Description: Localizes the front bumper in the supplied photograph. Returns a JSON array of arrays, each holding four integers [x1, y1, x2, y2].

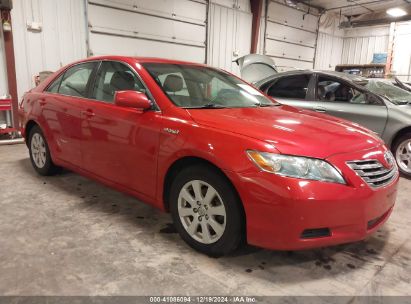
[[227, 145, 399, 251]]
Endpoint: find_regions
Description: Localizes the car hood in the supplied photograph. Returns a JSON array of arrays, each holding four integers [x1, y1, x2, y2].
[[187, 105, 382, 159]]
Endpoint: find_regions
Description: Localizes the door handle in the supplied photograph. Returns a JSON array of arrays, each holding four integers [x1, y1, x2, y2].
[[81, 110, 95, 118], [39, 99, 46, 106], [314, 107, 326, 113]]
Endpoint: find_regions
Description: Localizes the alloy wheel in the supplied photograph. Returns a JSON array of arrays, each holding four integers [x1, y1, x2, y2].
[[396, 138, 411, 174], [177, 180, 226, 244], [31, 133, 47, 169]]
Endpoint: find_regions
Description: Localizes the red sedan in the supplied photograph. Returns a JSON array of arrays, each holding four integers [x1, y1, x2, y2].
[[19, 56, 399, 256]]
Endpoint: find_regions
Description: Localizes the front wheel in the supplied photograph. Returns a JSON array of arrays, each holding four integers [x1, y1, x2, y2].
[[393, 133, 411, 177], [28, 125, 60, 176], [170, 164, 244, 257]]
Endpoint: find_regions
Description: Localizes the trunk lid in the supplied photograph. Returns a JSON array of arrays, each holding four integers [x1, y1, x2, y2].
[[235, 54, 278, 84]]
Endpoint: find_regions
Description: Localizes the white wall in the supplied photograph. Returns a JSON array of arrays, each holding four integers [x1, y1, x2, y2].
[[207, 0, 252, 74], [258, 0, 321, 72], [314, 13, 344, 71], [87, 0, 207, 63], [341, 25, 390, 64], [392, 21, 411, 81], [11, 0, 87, 100]]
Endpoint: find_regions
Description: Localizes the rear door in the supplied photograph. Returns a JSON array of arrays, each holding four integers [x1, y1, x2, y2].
[[42, 62, 98, 166], [264, 73, 316, 109], [312, 74, 388, 135], [80, 60, 162, 198]]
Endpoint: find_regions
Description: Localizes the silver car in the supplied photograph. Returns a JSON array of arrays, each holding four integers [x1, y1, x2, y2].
[[237, 54, 411, 177]]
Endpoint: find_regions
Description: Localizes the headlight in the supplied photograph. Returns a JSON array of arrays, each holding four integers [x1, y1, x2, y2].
[[247, 150, 345, 184]]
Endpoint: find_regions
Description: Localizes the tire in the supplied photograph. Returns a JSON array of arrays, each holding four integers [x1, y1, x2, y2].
[[28, 125, 60, 176], [392, 132, 411, 177], [170, 164, 244, 257]]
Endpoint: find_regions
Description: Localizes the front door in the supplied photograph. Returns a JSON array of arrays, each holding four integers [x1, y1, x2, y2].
[[80, 61, 162, 198], [312, 74, 388, 135], [42, 62, 98, 166]]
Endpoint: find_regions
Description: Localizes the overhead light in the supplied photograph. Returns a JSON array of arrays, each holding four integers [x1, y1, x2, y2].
[[386, 7, 407, 17]]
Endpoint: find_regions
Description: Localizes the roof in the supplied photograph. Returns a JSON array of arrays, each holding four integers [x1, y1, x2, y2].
[[81, 55, 207, 66]]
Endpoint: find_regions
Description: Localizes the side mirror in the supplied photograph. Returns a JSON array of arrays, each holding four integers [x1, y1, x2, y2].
[[114, 91, 152, 111]]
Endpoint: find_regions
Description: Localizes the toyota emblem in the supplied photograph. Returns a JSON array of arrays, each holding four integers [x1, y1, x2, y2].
[[384, 151, 395, 168]]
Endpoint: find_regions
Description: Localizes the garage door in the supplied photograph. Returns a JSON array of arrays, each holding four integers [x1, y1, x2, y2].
[[87, 0, 207, 63], [265, 0, 318, 71]]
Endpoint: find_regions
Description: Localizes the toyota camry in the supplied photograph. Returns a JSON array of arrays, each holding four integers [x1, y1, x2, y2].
[[19, 56, 399, 257]]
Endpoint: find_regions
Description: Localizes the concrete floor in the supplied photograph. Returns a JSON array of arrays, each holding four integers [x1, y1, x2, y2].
[[1, 144, 411, 297]]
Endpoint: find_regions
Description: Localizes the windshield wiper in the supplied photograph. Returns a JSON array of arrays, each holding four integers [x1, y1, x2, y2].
[[185, 103, 227, 109], [257, 103, 281, 107]]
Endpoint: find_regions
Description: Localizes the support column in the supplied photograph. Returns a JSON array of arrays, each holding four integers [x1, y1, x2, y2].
[[1, 9, 18, 128], [250, 0, 263, 54]]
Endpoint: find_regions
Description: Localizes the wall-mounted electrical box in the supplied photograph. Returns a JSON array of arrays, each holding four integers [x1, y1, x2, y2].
[[26, 21, 42, 32]]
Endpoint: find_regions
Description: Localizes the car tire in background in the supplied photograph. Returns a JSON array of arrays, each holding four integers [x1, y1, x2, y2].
[[170, 164, 244, 257], [393, 132, 411, 177], [28, 125, 61, 176]]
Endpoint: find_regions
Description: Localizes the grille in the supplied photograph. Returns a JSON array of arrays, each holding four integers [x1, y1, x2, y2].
[[346, 159, 397, 188]]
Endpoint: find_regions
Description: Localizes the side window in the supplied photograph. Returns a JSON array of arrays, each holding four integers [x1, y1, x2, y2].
[[46, 74, 64, 93], [267, 75, 310, 99], [317, 76, 367, 104], [92, 61, 145, 103], [58, 63, 96, 98]]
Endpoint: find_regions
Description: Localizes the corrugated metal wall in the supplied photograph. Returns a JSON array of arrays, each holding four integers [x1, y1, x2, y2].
[[208, 0, 252, 74], [314, 13, 344, 71], [264, 0, 319, 72], [87, 0, 207, 63], [4, 0, 411, 98], [11, 0, 87, 100], [341, 25, 389, 64], [392, 21, 411, 81]]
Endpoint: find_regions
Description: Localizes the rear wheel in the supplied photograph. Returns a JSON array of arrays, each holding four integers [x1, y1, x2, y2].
[[170, 164, 244, 257], [28, 125, 60, 176], [393, 133, 411, 177]]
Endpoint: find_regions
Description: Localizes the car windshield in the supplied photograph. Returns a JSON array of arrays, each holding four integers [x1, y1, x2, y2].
[[365, 80, 411, 105], [142, 63, 277, 108]]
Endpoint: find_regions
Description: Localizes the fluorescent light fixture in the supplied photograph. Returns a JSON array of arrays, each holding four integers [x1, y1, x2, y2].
[[386, 7, 407, 17]]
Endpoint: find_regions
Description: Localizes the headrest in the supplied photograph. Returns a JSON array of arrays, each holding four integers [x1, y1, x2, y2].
[[318, 85, 325, 99], [163, 74, 183, 92], [110, 71, 135, 91]]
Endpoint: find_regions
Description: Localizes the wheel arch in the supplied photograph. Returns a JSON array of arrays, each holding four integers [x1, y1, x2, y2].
[[390, 126, 411, 150], [24, 120, 40, 147], [162, 156, 245, 220]]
